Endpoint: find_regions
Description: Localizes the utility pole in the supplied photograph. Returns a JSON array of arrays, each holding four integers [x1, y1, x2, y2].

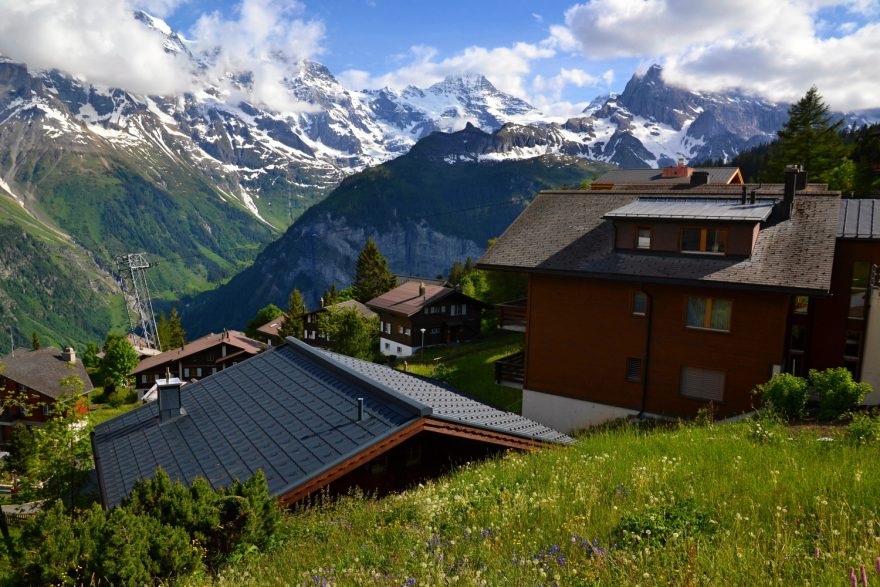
[[116, 253, 161, 350]]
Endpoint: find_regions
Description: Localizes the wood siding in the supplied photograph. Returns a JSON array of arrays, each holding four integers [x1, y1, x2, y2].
[[614, 220, 757, 256], [524, 274, 789, 419]]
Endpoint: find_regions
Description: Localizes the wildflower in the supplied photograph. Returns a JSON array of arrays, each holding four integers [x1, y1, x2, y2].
[[814, 547, 820, 558]]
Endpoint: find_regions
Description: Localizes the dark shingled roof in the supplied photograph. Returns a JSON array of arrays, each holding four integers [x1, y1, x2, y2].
[[368, 282, 472, 317], [478, 187, 841, 294], [593, 167, 742, 186], [0, 347, 93, 399], [838, 199, 880, 239], [93, 338, 570, 507], [132, 331, 264, 375]]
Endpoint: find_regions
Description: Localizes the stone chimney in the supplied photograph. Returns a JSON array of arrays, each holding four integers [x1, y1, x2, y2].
[[62, 346, 76, 364], [782, 164, 805, 219], [419, 282, 426, 297], [157, 367, 185, 424]]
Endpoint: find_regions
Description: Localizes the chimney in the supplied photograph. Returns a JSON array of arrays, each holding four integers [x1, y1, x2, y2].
[[783, 164, 800, 219], [357, 397, 365, 422], [796, 168, 808, 190], [320, 296, 325, 309], [157, 367, 185, 424], [419, 282, 426, 297], [690, 171, 709, 186], [740, 185, 747, 205], [62, 346, 76, 364], [749, 189, 757, 205], [661, 159, 693, 179]]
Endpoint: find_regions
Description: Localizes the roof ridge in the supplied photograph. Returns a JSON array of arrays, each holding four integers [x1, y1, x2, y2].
[[282, 337, 432, 418]]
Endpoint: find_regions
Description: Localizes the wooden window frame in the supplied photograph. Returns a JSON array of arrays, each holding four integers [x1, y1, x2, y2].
[[685, 296, 732, 332], [793, 295, 809, 315], [635, 225, 652, 250], [679, 226, 728, 255]]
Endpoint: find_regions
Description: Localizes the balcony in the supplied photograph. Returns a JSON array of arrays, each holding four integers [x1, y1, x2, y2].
[[496, 299, 527, 332], [494, 350, 525, 389]]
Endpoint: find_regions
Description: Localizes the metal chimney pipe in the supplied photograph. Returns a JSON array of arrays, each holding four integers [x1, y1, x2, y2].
[[357, 397, 365, 421]]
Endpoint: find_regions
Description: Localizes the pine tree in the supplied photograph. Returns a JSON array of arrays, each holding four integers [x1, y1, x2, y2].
[[763, 86, 848, 185], [31, 331, 41, 350], [322, 283, 339, 307], [351, 239, 396, 303], [278, 289, 307, 340], [166, 308, 186, 349]]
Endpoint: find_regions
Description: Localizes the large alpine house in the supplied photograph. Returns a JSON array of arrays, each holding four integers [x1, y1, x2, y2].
[[92, 338, 571, 508]]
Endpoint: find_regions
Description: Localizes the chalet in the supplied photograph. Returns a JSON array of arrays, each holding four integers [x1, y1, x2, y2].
[[131, 330, 265, 390], [92, 337, 571, 508], [479, 165, 871, 433], [590, 163, 744, 190], [367, 282, 485, 357], [257, 300, 378, 347], [0, 347, 93, 441]]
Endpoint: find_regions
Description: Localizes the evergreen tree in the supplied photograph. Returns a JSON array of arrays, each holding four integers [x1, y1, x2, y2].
[[82, 342, 101, 369], [156, 311, 170, 350], [351, 239, 396, 303], [278, 289, 307, 340], [851, 123, 880, 195], [322, 283, 339, 307], [31, 331, 41, 350], [763, 86, 848, 185], [245, 304, 283, 338], [166, 308, 186, 349]]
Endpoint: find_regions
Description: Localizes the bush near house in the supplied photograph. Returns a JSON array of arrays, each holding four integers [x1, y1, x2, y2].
[[753, 367, 871, 421]]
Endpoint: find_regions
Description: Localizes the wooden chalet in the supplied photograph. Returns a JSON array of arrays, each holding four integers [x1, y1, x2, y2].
[[479, 164, 880, 433], [0, 347, 93, 441], [131, 330, 265, 390], [367, 282, 485, 357], [92, 337, 571, 508]]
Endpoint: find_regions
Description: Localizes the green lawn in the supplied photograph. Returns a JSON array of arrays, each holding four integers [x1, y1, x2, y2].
[[212, 420, 880, 586], [88, 400, 140, 427], [394, 330, 524, 413]]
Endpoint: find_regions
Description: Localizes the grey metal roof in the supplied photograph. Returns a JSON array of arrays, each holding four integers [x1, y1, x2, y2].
[[478, 188, 840, 294], [605, 198, 775, 222], [327, 351, 573, 444], [838, 199, 880, 239], [93, 338, 570, 507]]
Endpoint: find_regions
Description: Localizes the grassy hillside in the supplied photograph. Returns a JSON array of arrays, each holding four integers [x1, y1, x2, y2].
[[214, 420, 880, 586], [0, 196, 123, 348]]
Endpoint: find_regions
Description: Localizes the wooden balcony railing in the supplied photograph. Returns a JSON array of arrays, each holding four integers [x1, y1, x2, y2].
[[496, 299, 527, 332], [494, 350, 525, 389]]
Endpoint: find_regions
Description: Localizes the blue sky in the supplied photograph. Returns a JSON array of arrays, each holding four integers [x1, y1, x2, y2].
[[0, 0, 878, 114]]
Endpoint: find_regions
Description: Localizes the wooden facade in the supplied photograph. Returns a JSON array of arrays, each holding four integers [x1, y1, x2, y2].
[[524, 274, 789, 419]]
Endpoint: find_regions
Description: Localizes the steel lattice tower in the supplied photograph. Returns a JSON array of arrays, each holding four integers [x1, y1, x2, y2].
[[116, 253, 161, 350]]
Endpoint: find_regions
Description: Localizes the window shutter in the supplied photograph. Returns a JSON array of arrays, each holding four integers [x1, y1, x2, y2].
[[680, 367, 725, 401]]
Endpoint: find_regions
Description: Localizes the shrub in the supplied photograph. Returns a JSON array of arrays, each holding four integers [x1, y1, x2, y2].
[[846, 410, 880, 445], [810, 367, 871, 420], [615, 499, 715, 548], [753, 373, 809, 420]]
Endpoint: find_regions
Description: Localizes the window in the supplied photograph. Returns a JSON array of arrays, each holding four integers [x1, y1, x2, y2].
[[844, 330, 862, 359], [680, 227, 727, 254], [196, 367, 202, 377], [636, 226, 652, 249], [451, 304, 459, 316], [404, 328, 411, 336], [183, 368, 190, 378], [849, 261, 871, 319], [384, 342, 390, 350], [793, 295, 809, 314], [626, 358, 642, 382], [397, 346, 402, 353], [790, 325, 806, 353], [42, 405, 51, 417], [141, 374, 147, 384], [632, 292, 647, 316], [461, 303, 467, 315], [430, 327, 440, 335], [398, 326, 404, 334], [788, 325, 806, 376], [685, 297, 731, 331], [680, 367, 725, 402], [212, 367, 217, 375], [384, 322, 391, 334]]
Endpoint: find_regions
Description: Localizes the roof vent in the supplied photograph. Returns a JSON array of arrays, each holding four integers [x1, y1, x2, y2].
[[157, 367, 185, 424]]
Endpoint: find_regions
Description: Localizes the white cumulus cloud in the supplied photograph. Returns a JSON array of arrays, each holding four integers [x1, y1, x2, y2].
[[0, 0, 192, 95], [552, 0, 880, 110]]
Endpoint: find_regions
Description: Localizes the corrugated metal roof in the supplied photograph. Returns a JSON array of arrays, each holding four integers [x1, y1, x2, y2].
[[605, 198, 775, 221], [838, 199, 880, 239], [93, 339, 570, 507]]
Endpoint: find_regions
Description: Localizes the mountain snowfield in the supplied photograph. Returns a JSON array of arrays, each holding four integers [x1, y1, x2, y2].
[[7, 10, 875, 235]]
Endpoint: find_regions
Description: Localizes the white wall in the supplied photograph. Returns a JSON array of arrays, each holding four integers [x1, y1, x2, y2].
[[379, 337, 416, 357], [861, 287, 880, 405], [522, 388, 640, 434]]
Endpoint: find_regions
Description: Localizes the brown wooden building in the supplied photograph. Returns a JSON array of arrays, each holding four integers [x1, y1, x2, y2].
[[480, 165, 848, 432], [131, 330, 265, 390], [367, 282, 486, 357], [0, 347, 93, 441]]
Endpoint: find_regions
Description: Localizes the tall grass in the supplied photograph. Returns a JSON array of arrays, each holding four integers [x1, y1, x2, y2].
[[212, 421, 880, 586]]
